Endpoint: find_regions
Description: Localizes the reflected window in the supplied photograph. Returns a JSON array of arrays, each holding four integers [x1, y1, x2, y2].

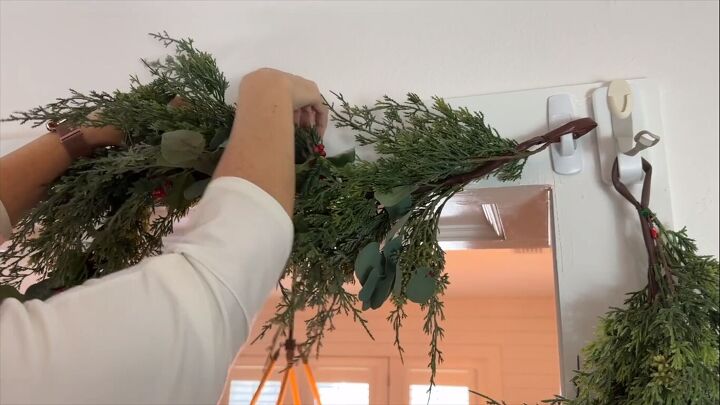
[[228, 380, 280, 405], [410, 384, 469, 405], [317, 382, 370, 404]]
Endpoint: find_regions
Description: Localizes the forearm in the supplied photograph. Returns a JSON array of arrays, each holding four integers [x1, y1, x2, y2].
[[0, 124, 122, 226], [0, 133, 73, 224], [213, 72, 296, 215]]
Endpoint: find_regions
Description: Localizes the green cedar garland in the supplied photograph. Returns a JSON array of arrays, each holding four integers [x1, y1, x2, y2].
[[0, 33, 541, 386], [569, 160, 719, 404]]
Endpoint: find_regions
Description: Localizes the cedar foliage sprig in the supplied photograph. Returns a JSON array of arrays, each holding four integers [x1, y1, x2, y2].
[[1, 32, 232, 291], [570, 222, 719, 404]]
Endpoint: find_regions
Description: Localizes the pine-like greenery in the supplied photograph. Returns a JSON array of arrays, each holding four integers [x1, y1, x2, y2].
[[1, 33, 234, 291], [571, 222, 719, 404], [0, 32, 533, 387]]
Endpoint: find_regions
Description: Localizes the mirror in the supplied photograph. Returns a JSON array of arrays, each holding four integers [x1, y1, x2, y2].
[[223, 185, 561, 405]]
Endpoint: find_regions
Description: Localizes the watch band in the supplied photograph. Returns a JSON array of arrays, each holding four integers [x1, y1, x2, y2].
[[46, 120, 93, 159]]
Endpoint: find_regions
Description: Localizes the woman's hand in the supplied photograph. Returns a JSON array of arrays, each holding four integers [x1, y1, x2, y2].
[[240, 68, 328, 137], [213, 68, 326, 215], [80, 110, 124, 149]]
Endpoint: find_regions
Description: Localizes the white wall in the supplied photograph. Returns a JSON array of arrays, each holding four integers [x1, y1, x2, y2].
[[1, 1, 716, 255]]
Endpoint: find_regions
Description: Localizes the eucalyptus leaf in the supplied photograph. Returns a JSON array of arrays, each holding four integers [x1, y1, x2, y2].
[[374, 185, 417, 208], [393, 260, 404, 297], [164, 172, 194, 210], [156, 155, 194, 168], [209, 127, 230, 150], [370, 273, 394, 309], [367, 240, 400, 309], [406, 267, 437, 304], [160, 129, 206, 164], [384, 256, 398, 295], [354, 242, 382, 285], [183, 178, 211, 200], [192, 151, 220, 175], [358, 268, 381, 304], [385, 194, 413, 220], [383, 237, 403, 262], [327, 149, 355, 167]]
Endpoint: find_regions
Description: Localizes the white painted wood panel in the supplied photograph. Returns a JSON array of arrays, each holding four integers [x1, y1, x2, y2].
[[442, 79, 672, 394]]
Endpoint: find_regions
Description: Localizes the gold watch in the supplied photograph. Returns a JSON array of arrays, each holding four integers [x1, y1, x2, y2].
[[46, 120, 93, 159]]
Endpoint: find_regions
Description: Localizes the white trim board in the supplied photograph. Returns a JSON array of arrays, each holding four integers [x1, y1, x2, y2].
[[442, 79, 672, 395]]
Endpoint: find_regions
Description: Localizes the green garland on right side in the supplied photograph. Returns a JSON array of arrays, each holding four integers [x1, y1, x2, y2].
[[572, 221, 718, 404]]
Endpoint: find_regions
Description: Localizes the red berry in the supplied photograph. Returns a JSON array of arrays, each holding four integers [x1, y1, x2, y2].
[[313, 144, 327, 157], [152, 188, 167, 200], [650, 227, 659, 239]]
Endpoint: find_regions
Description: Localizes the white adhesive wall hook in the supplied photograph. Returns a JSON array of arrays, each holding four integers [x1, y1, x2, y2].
[[608, 80, 634, 120], [547, 94, 583, 175], [592, 79, 663, 185], [608, 80, 637, 153], [607, 80, 644, 184]]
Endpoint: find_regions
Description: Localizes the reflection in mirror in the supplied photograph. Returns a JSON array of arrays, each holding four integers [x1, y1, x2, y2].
[[222, 185, 561, 405]]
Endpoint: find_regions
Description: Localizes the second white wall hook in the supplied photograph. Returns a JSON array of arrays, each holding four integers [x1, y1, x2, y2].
[[592, 80, 662, 185], [608, 80, 634, 120], [548, 94, 583, 175]]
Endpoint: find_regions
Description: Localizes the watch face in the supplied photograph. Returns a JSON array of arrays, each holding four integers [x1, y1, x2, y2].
[[46, 120, 59, 132], [46, 119, 68, 134]]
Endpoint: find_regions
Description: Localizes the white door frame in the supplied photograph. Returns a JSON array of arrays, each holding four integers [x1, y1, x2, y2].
[[444, 79, 672, 395]]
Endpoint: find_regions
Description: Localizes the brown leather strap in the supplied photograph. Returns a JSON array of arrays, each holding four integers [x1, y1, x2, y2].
[[61, 129, 94, 159], [49, 121, 94, 159], [515, 117, 598, 151], [611, 157, 662, 298], [438, 117, 597, 188]]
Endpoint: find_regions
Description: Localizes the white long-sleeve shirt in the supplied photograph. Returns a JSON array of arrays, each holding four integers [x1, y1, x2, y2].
[[0, 177, 293, 405]]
